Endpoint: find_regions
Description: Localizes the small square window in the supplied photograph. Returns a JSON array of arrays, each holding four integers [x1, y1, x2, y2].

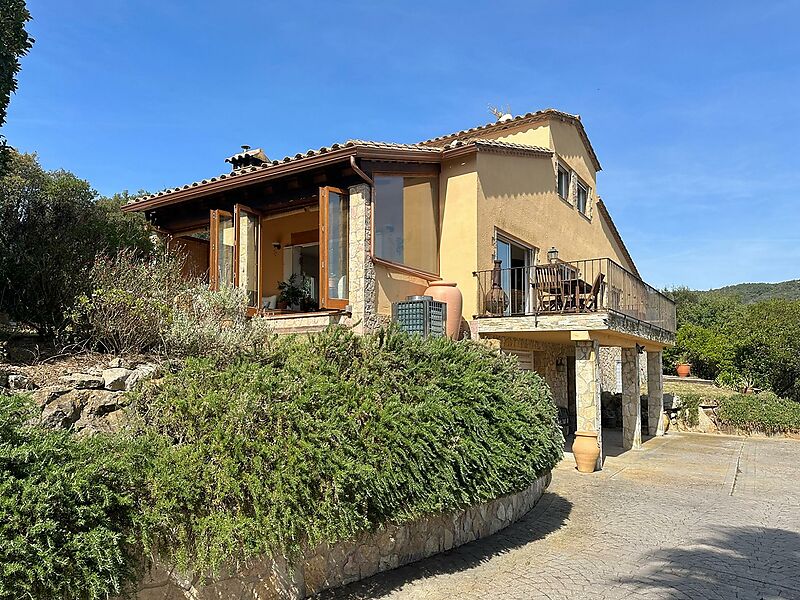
[[576, 180, 589, 214], [557, 164, 570, 199]]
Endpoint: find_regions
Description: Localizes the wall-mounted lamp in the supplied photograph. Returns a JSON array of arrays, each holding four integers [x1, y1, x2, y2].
[[547, 247, 559, 263], [272, 242, 281, 250], [555, 357, 566, 372]]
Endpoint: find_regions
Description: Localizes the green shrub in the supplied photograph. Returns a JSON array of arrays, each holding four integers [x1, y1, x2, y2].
[[132, 327, 563, 574], [166, 284, 274, 361], [0, 394, 154, 600], [69, 249, 190, 354], [677, 393, 701, 428], [0, 151, 155, 334], [716, 392, 800, 434]]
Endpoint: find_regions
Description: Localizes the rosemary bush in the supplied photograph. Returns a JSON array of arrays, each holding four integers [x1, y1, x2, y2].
[[133, 327, 563, 573]]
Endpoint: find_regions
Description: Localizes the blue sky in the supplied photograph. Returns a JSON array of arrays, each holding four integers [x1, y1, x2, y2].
[[4, 1, 799, 289]]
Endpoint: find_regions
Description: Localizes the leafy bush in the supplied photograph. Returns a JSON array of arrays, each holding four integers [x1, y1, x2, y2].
[[0, 394, 153, 600], [132, 327, 563, 574], [677, 393, 701, 428], [717, 392, 800, 434], [69, 249, 190, 354], [166, 284, 274, 361], [0, 151, 155, 334]]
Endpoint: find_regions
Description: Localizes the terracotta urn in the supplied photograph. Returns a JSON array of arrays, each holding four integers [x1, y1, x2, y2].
[[425, 281, 463, 340], [572, 431, 600, 473], [662, 412, 671, 433], [676, 363, 691, 378]]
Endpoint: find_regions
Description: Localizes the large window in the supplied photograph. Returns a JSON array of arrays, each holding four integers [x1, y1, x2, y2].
[[576, 179, 589, 214], [373, 175, 439, 274], [557, 163, 570, 200], [211, 206, 261, 309], [320, 187, 349, 308]]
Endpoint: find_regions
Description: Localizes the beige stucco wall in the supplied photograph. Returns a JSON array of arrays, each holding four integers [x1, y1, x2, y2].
[[436, 154, 479, 314], [375, 266, 429, 316], [376, 116, 638, 329]]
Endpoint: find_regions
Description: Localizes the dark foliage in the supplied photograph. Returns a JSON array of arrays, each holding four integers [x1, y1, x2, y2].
[[0, 152, 154, 334]]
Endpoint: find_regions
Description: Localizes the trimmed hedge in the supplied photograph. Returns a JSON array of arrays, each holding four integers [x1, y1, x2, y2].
[[134, 327, 563, 573]]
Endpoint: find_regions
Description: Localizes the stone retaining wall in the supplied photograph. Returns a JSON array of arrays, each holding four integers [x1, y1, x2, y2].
[[134, 472, 552, 600]]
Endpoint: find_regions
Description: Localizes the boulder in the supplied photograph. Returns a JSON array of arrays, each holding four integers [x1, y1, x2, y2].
[[83, 390, 121, 417], [108, 357, 124, 369], [40, 394, 81, 429], [31, 386, 71, 408], [103, 367, 133, 391], [125, 363, 162, 391], [60, 373, 104, 389], [76, 407, 128, 437], [8, 373, 35, 391]]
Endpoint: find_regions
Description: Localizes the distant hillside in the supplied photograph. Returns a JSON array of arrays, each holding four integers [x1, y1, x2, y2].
[[706, 280, 800, 304]]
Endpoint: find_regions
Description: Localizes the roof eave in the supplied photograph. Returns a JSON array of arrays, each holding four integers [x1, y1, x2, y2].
[[123, 146, 442, 213]]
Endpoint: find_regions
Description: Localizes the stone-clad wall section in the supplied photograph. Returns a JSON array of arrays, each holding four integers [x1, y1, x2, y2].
[[134, 473, 552, 600]]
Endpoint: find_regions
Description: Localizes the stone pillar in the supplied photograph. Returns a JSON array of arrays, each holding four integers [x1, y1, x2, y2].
[[575, 339, 602, 469], [647, 350, 665, 436], [347, 183, 377, 334], [621, 347, 642, 450]]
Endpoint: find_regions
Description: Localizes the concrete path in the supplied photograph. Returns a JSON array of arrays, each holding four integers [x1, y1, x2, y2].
[[320, 432, 800, 600]]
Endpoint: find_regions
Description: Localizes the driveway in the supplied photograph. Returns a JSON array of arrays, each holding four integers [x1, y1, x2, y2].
[[321, 432, 800, 600]]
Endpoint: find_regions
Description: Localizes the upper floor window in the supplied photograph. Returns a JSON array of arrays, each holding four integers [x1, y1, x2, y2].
[[576, 179, 589, 214], [374, 175, 439, 274], [557, 163, 570, 200]]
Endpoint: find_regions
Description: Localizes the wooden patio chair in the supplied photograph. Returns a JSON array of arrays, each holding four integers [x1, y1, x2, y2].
[[536, 264, 564, 312], [581, 272, 605, 312]]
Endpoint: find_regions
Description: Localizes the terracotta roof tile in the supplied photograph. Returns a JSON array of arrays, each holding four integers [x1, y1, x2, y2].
[[126, 132, 556, 207]]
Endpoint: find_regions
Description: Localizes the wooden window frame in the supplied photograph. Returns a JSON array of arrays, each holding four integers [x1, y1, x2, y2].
[[210, 206, 263, 313], [319, 186, 349, 310], [371, 172, 441, 277]]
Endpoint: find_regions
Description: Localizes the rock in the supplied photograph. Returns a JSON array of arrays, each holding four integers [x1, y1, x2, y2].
[[8, 373, 35, 390], [102, 367, 133, 391], [83, 390, 121, 417], [40, 394, 81, 428], [125, 363, 162, 391], [31, 386, 71, 408], [76, 408, 128, 437], [60, 373, 104, 389], [108, 357, 124, 368]]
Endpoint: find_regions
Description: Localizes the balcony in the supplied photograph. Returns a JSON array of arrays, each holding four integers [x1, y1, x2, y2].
[[473, 258, 676, 339]]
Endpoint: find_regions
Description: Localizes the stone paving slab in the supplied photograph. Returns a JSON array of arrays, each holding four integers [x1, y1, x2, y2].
[[320, 432, 800, 600]]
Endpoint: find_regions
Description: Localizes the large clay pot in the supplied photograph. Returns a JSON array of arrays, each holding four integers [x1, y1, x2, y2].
[[662, 412, 671, 433], [572, 431, 600, 473], [676, 363, 691, 378], [425, 281, 463, 340]]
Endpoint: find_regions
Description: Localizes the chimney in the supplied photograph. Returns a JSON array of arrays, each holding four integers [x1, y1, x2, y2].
[[225, 145, 269, 171]]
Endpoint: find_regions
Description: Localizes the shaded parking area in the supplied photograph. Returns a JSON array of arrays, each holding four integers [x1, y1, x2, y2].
[[321, 433, 800, 599]]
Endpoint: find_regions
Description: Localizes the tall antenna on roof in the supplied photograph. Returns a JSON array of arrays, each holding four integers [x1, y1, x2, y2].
[[488, 104, 513, 122]]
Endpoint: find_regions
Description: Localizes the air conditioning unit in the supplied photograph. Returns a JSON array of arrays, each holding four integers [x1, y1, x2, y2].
[[392, 295, 447, 338]]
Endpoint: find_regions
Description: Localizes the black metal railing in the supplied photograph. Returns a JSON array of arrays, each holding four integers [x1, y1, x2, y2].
[[473, 258, 676, 333]]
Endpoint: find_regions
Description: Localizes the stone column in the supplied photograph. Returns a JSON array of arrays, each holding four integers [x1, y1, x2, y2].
[[621, 347, 642, 450], [647, 350, 665, 436], [575, 339, 602, 469], [347, 183, 377, 334]]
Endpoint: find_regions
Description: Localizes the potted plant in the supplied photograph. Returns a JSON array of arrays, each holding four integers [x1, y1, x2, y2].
[[675, 352, 691, 378], [278, 274, 317, 312]]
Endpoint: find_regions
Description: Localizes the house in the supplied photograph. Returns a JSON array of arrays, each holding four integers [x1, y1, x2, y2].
[[123, 108, 675, 469]]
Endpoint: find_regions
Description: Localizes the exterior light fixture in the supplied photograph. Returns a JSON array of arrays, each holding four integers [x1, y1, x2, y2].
[[547, 247, 559, 263]]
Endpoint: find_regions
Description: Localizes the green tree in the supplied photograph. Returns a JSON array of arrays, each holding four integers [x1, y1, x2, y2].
[[0, 0, 34, 171], [731, 299, 800, 401], [0, 151, 154, 334]]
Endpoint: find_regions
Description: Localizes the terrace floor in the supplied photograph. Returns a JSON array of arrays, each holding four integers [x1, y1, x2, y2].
[[321, 432, 800, 600]]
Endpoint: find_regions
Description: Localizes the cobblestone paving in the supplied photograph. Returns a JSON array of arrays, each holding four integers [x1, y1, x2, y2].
[[321, 432, 800, 600]]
